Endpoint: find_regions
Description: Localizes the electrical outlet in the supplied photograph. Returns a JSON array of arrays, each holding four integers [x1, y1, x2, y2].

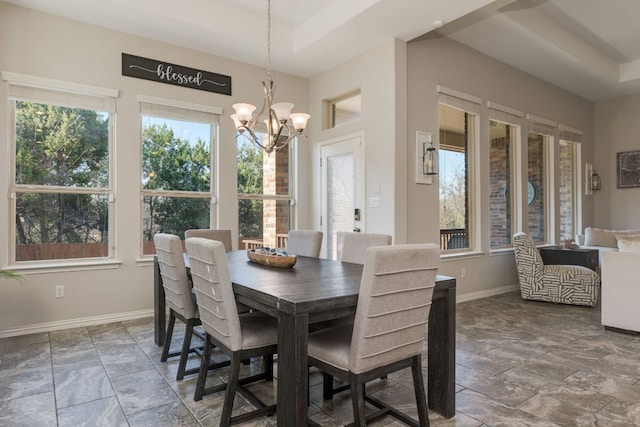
[[461, 268, 466, 278], [55, 285, 64, 298]]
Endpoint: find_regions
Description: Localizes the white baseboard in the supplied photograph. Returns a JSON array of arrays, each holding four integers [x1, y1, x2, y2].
[[0, 309, 154, 339], [1, 285, 519, 339], [456, 284, 519, 303]]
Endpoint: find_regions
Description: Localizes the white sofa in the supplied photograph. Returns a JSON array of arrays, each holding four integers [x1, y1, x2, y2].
[[601, 248, 640, 333], [576, 227, 640, 265]]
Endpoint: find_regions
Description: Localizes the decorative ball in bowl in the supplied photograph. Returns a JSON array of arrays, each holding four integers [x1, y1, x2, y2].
[[247, 247, 297, 268]]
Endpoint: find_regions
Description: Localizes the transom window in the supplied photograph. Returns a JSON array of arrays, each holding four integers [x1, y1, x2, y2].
[[326, 91, 361, 129]]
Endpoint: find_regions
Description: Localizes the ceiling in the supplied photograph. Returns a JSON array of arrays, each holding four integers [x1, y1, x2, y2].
[[5, 0, 640, 102]]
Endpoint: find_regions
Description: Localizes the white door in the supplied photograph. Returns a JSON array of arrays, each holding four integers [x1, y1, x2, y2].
[[320, 134, 364, 259]]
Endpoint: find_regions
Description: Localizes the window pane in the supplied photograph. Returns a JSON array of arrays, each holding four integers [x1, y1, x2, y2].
[[439, 104, 471, 251], [237, 141, 264, 195], [489, 121, 516, 248], [15, 192, 109, 261], [559, 141, 577, 240], [237, 133, 292, 250], [528, 133, 547, 243], [141, 116, 211, 192], [329, 92, 361, 129], [239, 199, 264, 242], [327, 153, 354, 259], [142, 196, 210, 254], [15, 101, 109, 187], [238, 199, 290, 250], [237, 137, 290, 196]]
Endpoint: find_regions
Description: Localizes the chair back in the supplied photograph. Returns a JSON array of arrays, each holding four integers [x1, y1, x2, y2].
[[154, 233, 197, 319], [286, 230, 323, 257], [337, 232, 392, 264], [185, 229, 233, 252], [349, 244, 440, 374], [512, 232, 544, 284], [185, 237, 243, 351]]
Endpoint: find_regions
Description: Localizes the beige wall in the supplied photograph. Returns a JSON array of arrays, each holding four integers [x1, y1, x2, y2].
[[407, 36, 595, 296], [594, 94, 640, 229], [307, 39, 408, 242], [0, 3, 309, 334]]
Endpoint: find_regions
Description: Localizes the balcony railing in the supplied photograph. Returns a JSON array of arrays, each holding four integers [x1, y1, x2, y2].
[[241, 234, 289, 250], [246, 231, 466, 252], [440, 228, 467, 251]]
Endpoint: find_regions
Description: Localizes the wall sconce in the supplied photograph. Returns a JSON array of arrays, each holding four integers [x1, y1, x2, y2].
[[585, 163, 593, 195], [591, 171, 601, 191], [415, 131, 438, 185], [423, 140, 438, 176]]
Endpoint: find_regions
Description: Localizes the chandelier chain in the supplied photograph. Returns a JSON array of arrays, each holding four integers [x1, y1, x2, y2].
[[266, 0, 272, 84], [230, 0, 310, 154]]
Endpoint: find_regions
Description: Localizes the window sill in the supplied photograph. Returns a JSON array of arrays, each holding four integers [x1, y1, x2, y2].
[[440, 250, 484, 261], [136, 257, 155, 267], [7, 259, 122, 275], [489, 247, 515, 256]]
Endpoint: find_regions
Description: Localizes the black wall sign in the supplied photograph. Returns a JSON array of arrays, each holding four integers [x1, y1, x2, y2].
[[122, 53, 231, 96]]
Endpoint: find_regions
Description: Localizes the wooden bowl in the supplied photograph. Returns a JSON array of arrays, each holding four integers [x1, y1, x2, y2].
[[247, 250, 297, 268]]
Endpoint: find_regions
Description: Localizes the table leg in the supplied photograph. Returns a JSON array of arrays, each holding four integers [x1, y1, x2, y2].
[[428, 285, 456, 418], [154, 256, 166, 346], [277, 312, 309, 426]]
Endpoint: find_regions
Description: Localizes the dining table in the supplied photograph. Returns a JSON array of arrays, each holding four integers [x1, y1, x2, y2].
[[153, 250, 456, 425]]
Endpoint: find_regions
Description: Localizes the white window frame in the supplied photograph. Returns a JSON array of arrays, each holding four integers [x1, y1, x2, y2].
[[488, 102, 522, 250], [437, 86, 482, 255], [138, 96, 221, 257], [236, 136, 297, 246], [3, 72, 118, 269], [558, 124, 583, 243], [523, 113, 557, 247]]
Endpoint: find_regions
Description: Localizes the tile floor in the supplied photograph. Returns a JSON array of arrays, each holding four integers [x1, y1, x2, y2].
[[1, 291, 640, 426]]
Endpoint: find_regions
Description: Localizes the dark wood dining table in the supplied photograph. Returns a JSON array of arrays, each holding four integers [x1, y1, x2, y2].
[[153, 250, 456, 425]]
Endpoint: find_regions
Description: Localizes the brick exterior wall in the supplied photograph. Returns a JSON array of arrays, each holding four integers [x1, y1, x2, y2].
[[528, 134, 545, 242], [489, 136, 513, 247], [262, 150, 290, 248], [558, 142, 576, 240]]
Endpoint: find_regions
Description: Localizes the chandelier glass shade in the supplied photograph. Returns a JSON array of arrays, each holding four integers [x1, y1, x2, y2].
[[231, 0, 310, 154]]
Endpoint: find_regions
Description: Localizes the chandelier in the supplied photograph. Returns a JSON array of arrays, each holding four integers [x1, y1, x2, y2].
[[231, 0, 310, 155]]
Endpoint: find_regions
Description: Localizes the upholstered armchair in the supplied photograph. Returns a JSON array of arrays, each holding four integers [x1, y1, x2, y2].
[[512, 232, 600, 306]]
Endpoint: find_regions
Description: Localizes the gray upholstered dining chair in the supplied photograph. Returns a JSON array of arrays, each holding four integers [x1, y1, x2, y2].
[[286, 229, 323, 257], [312, 232, 392, 336], [513, 232, 600, 306], [308, 244, 440, 426], [337, 232, 392, 264], [185, 228, 251, 314], [153, 233, 203, 380], [185, 237, 278, 426], [185, 228, 233, 252]]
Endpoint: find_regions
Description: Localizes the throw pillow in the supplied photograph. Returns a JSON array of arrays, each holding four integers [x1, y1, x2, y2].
[[615, 234, 640, 242], [584, 227, 618, 248], [617, 238, 640, 252]]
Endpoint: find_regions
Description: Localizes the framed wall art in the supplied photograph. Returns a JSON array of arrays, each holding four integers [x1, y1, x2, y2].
[[617, 149, 640, 188]]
